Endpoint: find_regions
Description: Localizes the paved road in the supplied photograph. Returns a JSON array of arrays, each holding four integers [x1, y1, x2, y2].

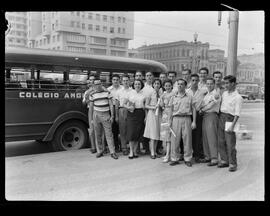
[[5, 102, 264, 201]]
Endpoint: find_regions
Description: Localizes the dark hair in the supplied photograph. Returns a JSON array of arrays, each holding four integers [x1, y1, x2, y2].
[[182, 69, 192, 74], [199, 67, 209, 74], [190, 73, 199, 79], [112, 74, 120, 79], [176, 78, 187, 86], [159, 72, 167, 77], [145, 71, 153, 76], [135, 71, 143, 76], [133, 78, 144, 89], [224, 75, 236, 83], [168, 71, 177, 76], [206, 77, 215, 83], [152, 78, 162, 87], [122, 74, 130, 79], [163, 79, 173, 86], [212, 71, 222, 77]]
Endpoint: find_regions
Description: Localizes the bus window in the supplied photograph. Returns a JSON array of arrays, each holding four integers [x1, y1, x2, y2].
[[39, 69, 62, 90], [100, 71, 111, 87], [5, 67, 31, 90]]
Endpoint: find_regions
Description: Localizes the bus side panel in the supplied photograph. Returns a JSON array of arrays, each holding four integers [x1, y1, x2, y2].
[[5, 90, 88, 142]]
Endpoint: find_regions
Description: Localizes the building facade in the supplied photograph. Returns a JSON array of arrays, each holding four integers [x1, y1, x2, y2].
[[5, 12, 28, 48], [135, 40, 210, 76], [237, 63, 264, 85], [6, 11, 134, 57], [208, 49, 227, 76]]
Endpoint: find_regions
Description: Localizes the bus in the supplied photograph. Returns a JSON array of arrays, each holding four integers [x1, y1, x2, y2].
[[236, 82, 264, 100], [5, 47, 167, 151]]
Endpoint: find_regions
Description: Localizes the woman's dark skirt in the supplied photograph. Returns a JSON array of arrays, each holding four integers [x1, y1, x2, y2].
[[126, 108, 145, 142]]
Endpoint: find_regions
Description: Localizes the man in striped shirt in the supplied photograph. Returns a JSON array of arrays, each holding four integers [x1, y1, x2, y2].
[[89, 78, 118, 159]]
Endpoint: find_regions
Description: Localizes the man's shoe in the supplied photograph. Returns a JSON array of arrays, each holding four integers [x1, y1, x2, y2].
[[96, 152, 103, 158], [229, 165, 237, 172], [169, 161, 179, 166], [185, 161, 192, 167], [111, 153, 118, 160], [217, 163, 229, 168], [133, 155, 139, 159], [199, 158, 211, 163], [90, 149, 97, 154], [123, 150, 129, 156], [207, 161, 218, 166]]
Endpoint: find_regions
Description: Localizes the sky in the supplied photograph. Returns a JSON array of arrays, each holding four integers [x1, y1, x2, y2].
[[128, 11, 264, 56]]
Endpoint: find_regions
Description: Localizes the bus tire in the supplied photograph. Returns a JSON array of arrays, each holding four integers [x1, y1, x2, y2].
[[51, 120, 88, 151]]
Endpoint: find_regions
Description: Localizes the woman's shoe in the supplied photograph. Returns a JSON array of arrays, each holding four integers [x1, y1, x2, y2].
[[128, 155, 134, 159], [162, 157, 169, 163], [150, 155, 156, 159]]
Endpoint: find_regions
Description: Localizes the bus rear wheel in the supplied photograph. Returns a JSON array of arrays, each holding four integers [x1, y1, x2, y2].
[[51, 120, 88, 151]]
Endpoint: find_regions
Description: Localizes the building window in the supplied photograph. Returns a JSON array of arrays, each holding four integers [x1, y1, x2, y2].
[[53, 35, 55, 43], [76, 12, 80, 16], [52, 24, 55, 30], [103, 26, 107, 32], [71, 21, 75, 27], [88, 13, 93, 19], [88, 24, 93, 30], [122, 28, 125, 34], [118, 27, 121, 33], [82, 23, 85, 29], [57, 34, 60, 42], [110, 27, 114, 33], [82, 12, 85, 18], [77, 22, 80, 28], [96, 14, 100, 21], [96, 25, 100, 31], [110, 16, 114, 22], [123, 17, 126, 23], [118, 17, 121, 23], [103, 15, 107, 22], [55, 20, 58, 27], [40, 39, 42, 46]]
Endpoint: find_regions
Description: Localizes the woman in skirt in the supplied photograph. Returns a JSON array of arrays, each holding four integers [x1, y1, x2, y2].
[[159, 79, 175, 162], [124, 79, 146, 159], [143, 78, 163, 159]]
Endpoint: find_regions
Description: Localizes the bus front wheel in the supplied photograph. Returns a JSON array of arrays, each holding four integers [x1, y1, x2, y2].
[[51, 120, 88, 151]]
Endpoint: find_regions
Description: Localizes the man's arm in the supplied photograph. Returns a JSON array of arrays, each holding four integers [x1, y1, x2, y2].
[[109, 98, 114, 123], [89, 101, 94, 123]]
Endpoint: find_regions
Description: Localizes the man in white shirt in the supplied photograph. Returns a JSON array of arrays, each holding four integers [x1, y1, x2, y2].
[[199, 78, 221, 166], [186, 74, 208, 163], [168, 71, 178, 93], [115, 75, 133, 155], [213, 71, 225, 96], [107, 74, 124, 152], [198, 67, 209, 92], [182, 69, 192, 89], [218, 75, 243, 172]]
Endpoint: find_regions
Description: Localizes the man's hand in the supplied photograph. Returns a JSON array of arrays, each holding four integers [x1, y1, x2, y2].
[[115, 116, 119, 123], [227, 125, 234, 133], [191, 121, 196, 130], [109, 116, 114, 124]]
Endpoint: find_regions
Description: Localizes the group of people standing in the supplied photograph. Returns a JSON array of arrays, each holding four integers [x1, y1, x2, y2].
[[83, 67, 243, 172]]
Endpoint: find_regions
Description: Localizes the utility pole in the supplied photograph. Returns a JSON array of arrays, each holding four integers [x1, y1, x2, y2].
[[227, 11, 239, 76], [218, 5, 239, 76]]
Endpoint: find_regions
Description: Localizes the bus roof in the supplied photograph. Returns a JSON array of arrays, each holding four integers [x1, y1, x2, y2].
[[5, 47, 167, 73]]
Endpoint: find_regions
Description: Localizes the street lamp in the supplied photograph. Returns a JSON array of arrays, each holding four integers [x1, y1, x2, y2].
[[192, 32, 199, 73]]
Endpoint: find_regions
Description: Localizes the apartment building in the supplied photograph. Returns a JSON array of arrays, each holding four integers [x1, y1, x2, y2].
[[5, 12, 28, 47], [27, 11, 134, 57], [208, 49, 227, 76]]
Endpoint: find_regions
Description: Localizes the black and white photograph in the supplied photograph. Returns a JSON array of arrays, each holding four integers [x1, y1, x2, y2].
[[4, 10, 264, 201]]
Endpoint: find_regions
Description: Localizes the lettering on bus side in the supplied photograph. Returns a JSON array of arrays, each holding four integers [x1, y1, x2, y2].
[[19, 92, 83, 99]]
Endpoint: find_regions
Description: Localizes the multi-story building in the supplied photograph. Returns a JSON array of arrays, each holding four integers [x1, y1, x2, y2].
[[208, 49, 227, 76], [136, 40, 210, 76], [27, 11, 134, 57], [237, 63, 264, 85], [5, 12, 28, 47]]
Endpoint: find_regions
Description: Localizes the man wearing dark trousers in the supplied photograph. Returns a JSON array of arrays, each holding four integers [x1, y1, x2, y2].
[[107, 74, 123, 152], [186, 73, 208, 163], [218, 75, 243, 172]]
